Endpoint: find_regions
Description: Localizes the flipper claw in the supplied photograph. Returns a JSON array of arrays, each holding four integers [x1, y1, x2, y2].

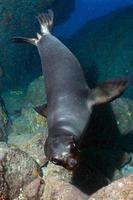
[[37, 10, 54, 34]]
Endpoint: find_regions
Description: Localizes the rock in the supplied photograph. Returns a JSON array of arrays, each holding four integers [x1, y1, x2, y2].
[[9, 107, 47, 136], [0, 96, 9, 142], [111, 98, 133, 170], [88, 174, 133, 200], [2, 90, 26, 117], [20, 133, 47, 166], [0, 143, 9, 200], [120, 164, 133, 177], [112, 152, 133, 180], [111, 98, 133, 135], [70, 5, 133, 98], [44, 177, 88, 200], [14, 177, 44, 200], [0, 0, 75, 91], [43, 162, 88, 200], [9, 132, 47, 167], [26, 76, 46, 107], [2, 76, 45, 117], [2, 76, 46, 117], [8, 133, 36, 146], [0, 143, 44, 199]]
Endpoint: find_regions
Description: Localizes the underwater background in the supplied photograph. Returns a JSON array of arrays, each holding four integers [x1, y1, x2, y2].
[[0, 0, 133, 199], [0, 0, 133, 91]]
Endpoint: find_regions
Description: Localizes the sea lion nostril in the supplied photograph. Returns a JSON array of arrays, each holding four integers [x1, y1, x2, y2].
[[67, 157, 78, 168]]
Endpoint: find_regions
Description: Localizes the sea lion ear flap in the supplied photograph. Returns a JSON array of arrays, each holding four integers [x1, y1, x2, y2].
[[89, 77, 130, 106], [34, 104, 47, 118]]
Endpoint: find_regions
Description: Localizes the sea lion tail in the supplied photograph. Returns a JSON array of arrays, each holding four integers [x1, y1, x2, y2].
[[37, 9, 54, 35], [11, 10, 54, 45], [90, 77, 130, 106]]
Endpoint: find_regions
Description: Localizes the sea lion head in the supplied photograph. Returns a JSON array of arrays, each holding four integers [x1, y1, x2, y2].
[[44, 129, 79, 170]]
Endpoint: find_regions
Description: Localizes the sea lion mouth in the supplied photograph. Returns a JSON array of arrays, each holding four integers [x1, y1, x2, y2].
[[45, 132, 80, 170], [50, 153, 79, 170], [50, 154, 79, 170]]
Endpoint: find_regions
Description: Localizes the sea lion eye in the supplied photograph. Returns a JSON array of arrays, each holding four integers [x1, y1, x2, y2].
[[70, 142, 77, 150], [71, 143, 76, 148], [51, 158, 59, 164]]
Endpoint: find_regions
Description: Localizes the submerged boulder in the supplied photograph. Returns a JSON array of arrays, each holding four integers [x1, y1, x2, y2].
[[88, 174, 133, 200], [0, 143, 44, 199], [26, 76, 46, 107], [2, 76, 45, 116], [8, 107, 47, 136], [111, 98, 133, 135], [42, 162, 88, 200], [2, 89, 26, 117], [0, 96, 9, 142], [20, 133, 47, 166]]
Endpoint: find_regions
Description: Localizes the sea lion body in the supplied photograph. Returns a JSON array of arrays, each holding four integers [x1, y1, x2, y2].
[[38, 34, 91, 138], [12, 10, 129, 170], [37, 33, 91, 169]]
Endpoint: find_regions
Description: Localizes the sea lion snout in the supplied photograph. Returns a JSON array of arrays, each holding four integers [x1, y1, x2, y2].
[[44, 133, 79, 170], [51, 154, 79, 170]]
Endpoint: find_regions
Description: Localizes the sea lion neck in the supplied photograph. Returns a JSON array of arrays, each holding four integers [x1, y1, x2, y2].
[[49, 121, 81, 141]]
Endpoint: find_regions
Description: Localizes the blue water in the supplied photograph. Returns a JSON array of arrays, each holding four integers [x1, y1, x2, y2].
[[55, 0, 133, 38]]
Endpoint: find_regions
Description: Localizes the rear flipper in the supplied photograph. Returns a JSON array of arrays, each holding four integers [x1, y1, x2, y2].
[[11, 9, 54, 45], [90, 77, 130, 106]]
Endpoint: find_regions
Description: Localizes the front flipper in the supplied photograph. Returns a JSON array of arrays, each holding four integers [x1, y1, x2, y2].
[[11, 37, 38, 45], [90, 77, 130, 106], [34, 104, 47, 118]]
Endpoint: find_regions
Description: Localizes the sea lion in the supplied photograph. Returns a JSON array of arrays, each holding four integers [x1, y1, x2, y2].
[[12, 10, 130, 170]]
